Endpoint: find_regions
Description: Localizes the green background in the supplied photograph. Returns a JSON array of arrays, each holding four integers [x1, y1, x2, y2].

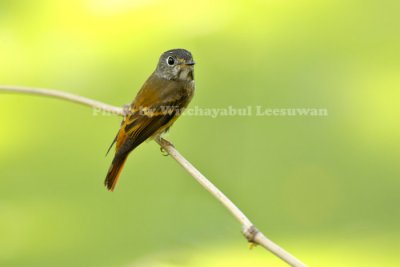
[[0, 1, 399, 266]]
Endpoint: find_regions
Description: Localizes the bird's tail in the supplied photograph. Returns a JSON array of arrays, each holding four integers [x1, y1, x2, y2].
[[104, 154, 128, 191]]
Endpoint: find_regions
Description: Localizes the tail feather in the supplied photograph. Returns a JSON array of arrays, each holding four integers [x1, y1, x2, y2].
[[104, 155, 128, 191]]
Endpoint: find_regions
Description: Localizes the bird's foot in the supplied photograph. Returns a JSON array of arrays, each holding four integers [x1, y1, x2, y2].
[[160, 138, 175, 148], [160, 147, 169, 156], [156, 136, 174, 156]]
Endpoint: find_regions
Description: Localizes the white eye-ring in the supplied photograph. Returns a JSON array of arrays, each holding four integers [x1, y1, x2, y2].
[[166, 56, 175, 66]]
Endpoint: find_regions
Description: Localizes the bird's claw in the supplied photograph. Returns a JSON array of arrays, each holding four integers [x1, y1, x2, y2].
[[157, 137, 174, 156], [160, 147, 169, 156]]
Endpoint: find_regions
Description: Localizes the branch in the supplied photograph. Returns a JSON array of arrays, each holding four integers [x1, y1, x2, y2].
[[155, 138, 306, 266], [0, 85, 124, 116], [0, 85, 307, 267]]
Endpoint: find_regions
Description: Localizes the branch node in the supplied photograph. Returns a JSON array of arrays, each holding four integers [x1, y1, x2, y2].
[[243, 225, 259, 243]]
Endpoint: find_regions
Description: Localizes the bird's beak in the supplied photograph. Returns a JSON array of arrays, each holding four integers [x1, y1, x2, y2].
[[185, 60, 196, 66]]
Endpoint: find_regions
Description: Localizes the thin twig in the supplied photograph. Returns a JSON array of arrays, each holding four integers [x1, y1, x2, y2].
[[0, 85, 124, 115], [155, 138, 306, 266], [0, 85, 307, 267]]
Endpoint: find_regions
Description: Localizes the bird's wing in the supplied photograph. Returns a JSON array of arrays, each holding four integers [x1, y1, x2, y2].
[[113, 76, 191, 159]]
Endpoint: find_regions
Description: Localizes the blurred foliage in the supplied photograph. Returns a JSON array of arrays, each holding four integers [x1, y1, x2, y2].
[[0, 0, 399, 266]]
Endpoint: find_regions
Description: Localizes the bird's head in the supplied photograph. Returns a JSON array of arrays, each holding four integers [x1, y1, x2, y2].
[[155, 49, 195, 81]]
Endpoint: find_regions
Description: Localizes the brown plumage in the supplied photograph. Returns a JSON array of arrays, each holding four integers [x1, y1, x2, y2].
[[105, 49, 195, 191]]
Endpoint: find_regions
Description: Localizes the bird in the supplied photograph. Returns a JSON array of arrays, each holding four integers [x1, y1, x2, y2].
[[104, 49, 196, 191]]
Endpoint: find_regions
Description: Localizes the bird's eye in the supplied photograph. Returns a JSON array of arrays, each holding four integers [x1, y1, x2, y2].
[[166, 56, 175, 66]]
